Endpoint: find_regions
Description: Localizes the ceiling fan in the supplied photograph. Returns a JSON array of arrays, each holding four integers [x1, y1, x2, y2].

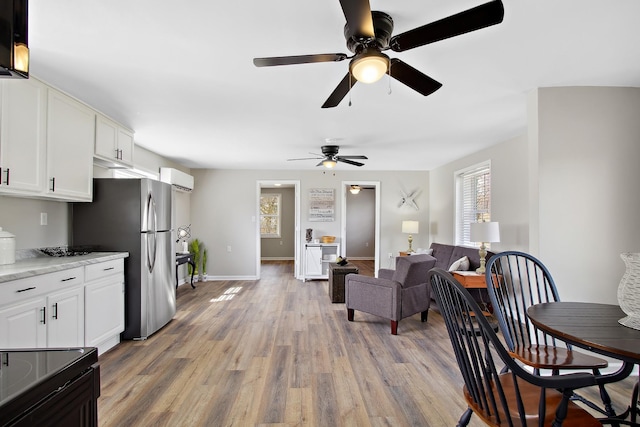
[[288, 145, 368, 168], [253, 0, 504, 108]]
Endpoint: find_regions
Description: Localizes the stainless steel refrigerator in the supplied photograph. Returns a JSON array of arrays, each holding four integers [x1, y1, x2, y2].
[[72, 178, 176, 340]]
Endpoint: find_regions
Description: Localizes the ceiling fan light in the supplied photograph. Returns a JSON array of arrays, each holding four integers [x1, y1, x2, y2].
[[322, 158, 337, 168], [350, 50, 389, 84]]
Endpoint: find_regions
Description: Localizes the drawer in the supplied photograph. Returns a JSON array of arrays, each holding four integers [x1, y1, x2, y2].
[[0, 267, 84, 307], [85, 258, 124, 282]]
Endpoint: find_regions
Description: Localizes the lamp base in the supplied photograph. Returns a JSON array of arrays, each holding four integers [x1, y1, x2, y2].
[[407, 234, 415, 253], [475, 243, 487, 275]]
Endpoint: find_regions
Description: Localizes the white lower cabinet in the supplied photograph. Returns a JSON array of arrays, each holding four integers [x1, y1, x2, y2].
[[84, 258, 125, 354], [0, 257, 125, 354], [0, 297, 47, 348], [85, 279, 124, 353], [303, 243, 340, 281], [47, 286, 85, 347]]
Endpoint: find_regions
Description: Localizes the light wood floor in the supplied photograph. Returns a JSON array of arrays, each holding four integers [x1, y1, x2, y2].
[[97, 261, 637, 426]]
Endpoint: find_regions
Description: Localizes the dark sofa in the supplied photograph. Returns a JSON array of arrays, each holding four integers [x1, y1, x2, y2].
[[428, 242, 495, 272]]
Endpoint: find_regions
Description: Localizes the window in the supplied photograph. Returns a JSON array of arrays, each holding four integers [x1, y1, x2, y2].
[[260, 193, 281, 238], [455, 162, 491, 247]]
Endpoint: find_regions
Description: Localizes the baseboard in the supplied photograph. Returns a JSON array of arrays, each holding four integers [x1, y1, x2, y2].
[[346, 257, 375, 260], [261, 257, 294, 261]]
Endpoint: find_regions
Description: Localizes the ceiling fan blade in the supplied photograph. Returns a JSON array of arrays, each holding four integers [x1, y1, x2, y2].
[[321, 73, 356, 108], [339, 0, 375, 38], [389, 58, 442, 96], [389, 0, 504, 52], [338, 155, 368, 160], [253, 53, 348, 67], [287, 157, 322, 161], [337, 157, 365, 167]]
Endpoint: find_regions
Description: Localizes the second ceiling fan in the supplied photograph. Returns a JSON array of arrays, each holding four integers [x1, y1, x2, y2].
[[253, 0, 504, 108]]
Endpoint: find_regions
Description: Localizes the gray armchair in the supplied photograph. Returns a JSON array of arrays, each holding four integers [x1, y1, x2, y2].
[[345, 254, 436, 334]]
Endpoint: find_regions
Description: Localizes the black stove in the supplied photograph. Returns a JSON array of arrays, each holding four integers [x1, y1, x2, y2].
[[0, 348, 99, 426]]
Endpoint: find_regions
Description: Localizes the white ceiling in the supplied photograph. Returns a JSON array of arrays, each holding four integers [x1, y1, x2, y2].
[[28, 0, 640, 171]]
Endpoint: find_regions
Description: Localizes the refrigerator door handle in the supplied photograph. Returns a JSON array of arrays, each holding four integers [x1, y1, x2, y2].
[[147, 193, 158, 273]]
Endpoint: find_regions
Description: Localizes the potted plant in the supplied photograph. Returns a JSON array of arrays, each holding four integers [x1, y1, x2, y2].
[[202, 248, 208, 281]]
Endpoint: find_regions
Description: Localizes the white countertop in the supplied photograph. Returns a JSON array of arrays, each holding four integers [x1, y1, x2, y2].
[[0, 252, 129, 283]]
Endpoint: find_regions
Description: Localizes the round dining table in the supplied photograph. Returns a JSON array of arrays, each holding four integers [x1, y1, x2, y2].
[[527, 301, 640, 424]]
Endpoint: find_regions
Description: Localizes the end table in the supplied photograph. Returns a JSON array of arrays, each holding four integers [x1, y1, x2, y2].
[[328, 262, 359, 303]]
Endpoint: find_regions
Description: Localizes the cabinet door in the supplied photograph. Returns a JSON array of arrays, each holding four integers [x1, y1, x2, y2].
[[47, 286, 84, 348], [46, 89, 95, 201], [305, 246, 323, 277], [85, 277, 124, 348], [0, 298, 47, 348], [117, 128, 134, 165], [94, 114, 118, 160], [0, 79, 47, 194]]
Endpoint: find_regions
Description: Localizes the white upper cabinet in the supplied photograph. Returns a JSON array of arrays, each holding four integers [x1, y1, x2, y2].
[[95, 114, 134, 168], [46, 88, 95, 201], [0, 78, 47, 195], [0, 77, 135, 202]]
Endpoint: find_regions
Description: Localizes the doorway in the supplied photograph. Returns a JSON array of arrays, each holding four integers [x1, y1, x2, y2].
[[256, 180, 301, 280], [340, 181, 380, 274]]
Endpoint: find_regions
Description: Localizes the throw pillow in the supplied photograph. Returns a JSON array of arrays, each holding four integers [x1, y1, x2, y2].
[[448, 256, 470, 271], [415, 248, 434, 255]]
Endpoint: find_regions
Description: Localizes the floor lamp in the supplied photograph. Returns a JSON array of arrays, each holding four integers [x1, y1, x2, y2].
[[470, 221, 500, 274]]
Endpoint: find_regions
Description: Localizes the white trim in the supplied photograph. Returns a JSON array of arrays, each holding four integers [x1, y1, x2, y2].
[[256, 180, 301, 280]]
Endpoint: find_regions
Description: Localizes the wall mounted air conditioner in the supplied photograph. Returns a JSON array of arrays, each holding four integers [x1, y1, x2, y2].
[[159, 168, 194, 192]]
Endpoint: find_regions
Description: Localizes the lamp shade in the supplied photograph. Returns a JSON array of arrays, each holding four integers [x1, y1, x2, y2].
[[470, 221, 500, 243], [402, 220, 419, 234]]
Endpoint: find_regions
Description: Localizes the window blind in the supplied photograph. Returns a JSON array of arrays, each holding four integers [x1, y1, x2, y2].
[[455, 163, 491, 246]]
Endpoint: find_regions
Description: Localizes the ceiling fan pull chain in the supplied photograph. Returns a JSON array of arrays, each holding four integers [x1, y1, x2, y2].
[[348, 73, 352, 107]]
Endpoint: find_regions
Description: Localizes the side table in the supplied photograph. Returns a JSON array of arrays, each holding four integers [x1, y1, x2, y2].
[[328, 262, 359, 303], [176, 253, 196, 289]]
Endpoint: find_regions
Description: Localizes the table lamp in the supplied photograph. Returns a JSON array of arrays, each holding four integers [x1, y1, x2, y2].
[[470, 221, 500, 274], [402, 220, 419, 253]]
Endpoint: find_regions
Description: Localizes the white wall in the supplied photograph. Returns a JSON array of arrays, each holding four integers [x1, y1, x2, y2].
[[190, 169, 429, 278], [0, 196, 69, 249], [430, 86, 640, 305], [534, 87, 640, 303], [429, 134, 529, 253]]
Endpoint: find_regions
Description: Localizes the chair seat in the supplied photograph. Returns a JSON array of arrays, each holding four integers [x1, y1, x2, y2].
[[510, 345, 608, 370], [464, 373, 602, 427]]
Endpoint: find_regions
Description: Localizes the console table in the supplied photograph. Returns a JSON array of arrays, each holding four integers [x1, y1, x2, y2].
[[176, 253, 196, 289]]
